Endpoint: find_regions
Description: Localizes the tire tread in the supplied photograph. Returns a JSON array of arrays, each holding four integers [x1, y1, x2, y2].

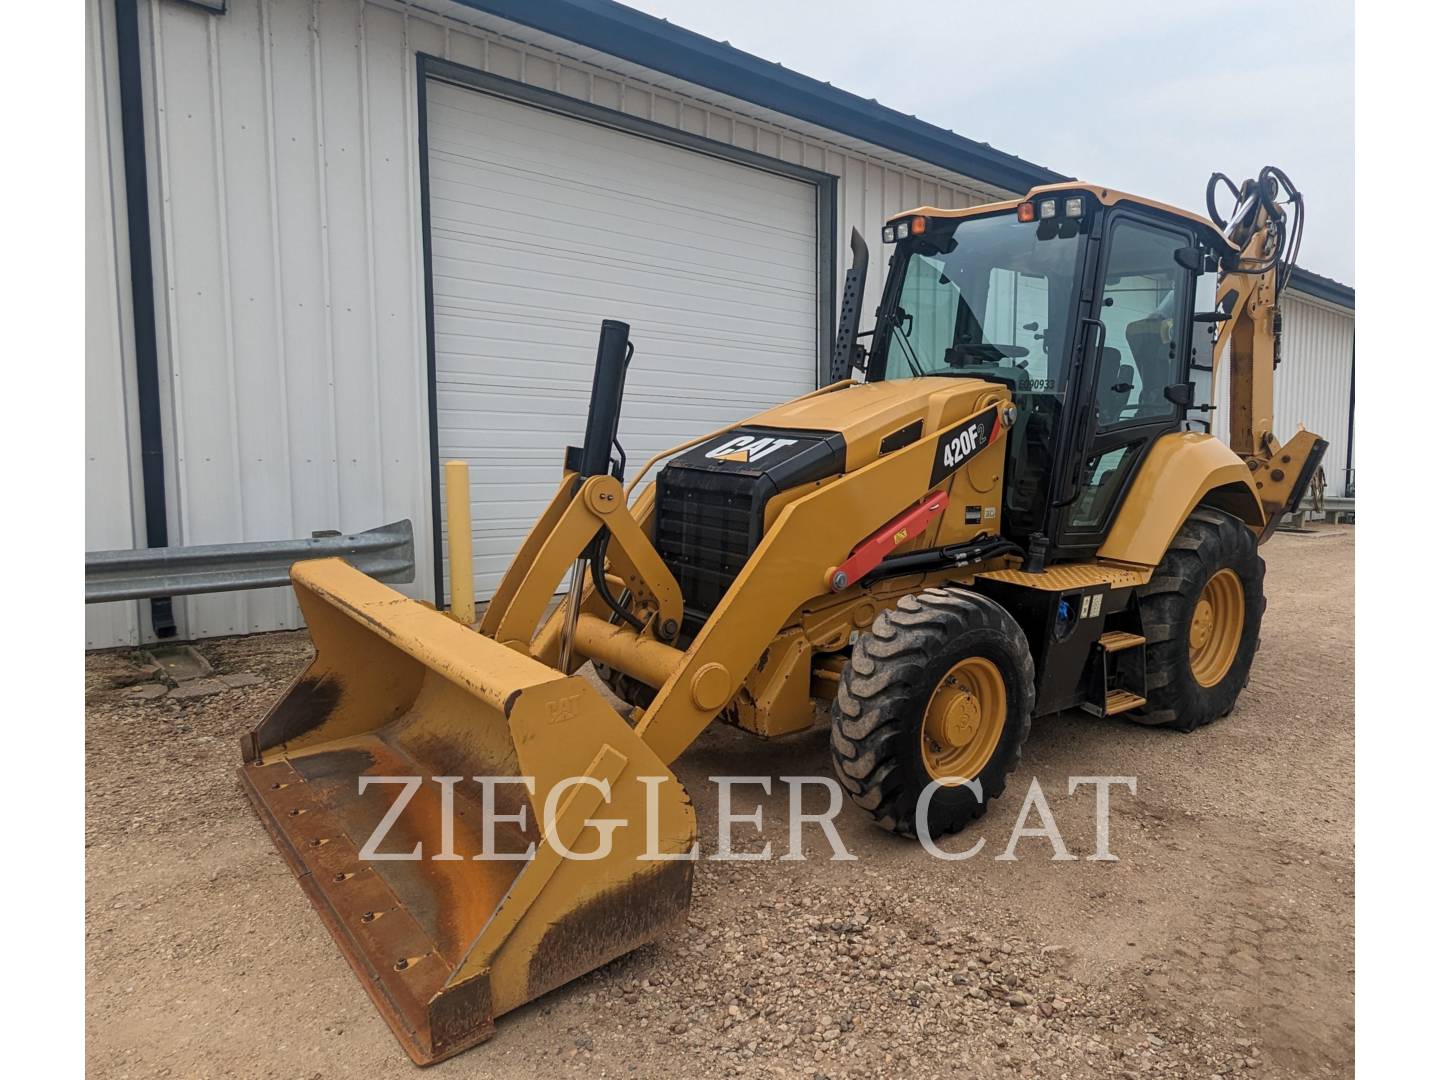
[[831, 588, 1035, 838]]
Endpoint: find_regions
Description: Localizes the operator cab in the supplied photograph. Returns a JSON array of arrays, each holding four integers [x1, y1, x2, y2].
[[865, 184, 1233, 565]]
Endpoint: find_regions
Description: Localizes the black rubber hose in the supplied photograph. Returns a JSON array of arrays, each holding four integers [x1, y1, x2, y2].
[[1258, 165, 1304, 293], [589, 530, 644, 632], [1206, 172, 1241, 229], [1212, 166, 1303, 279], [860, 537, 1025, 584]]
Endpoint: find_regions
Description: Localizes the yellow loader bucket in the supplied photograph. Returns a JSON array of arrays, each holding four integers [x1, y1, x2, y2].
[[238, 559, 695, 1065]]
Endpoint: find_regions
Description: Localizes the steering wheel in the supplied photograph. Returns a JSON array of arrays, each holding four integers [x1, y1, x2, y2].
[[944, 342, 1031, 366]]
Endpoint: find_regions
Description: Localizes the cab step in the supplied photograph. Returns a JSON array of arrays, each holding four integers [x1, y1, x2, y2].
[[1098, 630, 1147, 652], [1104, 689, 1147, 715]]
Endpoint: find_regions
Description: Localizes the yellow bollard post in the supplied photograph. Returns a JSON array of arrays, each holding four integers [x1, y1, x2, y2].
[[444, 459, 476, 626]]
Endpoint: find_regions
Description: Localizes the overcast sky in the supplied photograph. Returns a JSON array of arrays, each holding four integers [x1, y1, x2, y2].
[[627, 0, 1355, 284]]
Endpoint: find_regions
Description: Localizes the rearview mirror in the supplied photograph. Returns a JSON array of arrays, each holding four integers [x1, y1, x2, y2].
[[1163, 382, 1195, 407], [1173, 246, 1205, 272]]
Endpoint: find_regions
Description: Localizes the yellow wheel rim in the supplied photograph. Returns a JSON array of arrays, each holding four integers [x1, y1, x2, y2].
[[1189, 568, 1244, 688], [920, 657, 1006, 783]]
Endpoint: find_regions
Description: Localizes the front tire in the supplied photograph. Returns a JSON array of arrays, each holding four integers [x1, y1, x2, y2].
[[831, 587, 1035, 838], [1133, 507, 1265, 732]]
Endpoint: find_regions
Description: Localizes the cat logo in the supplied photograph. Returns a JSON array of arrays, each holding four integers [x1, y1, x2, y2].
[[704, 434, 798, 465]]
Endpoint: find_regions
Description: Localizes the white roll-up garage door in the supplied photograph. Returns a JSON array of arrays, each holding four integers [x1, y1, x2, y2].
[[426, 79, 821, 601]]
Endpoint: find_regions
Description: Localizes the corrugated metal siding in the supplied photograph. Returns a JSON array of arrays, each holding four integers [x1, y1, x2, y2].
[[1275, 295, 1354, 497], [1208, 293, 1353, 497], [1208, 341, 1231, 448], [140, 0, 432, 639], [104, 0, 999, 645], [86, 0, 144, 649]]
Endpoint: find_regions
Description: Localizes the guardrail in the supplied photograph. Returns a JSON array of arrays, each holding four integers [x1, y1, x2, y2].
[[86, 520, 415, 603], [1279, 496, 1355, 530]]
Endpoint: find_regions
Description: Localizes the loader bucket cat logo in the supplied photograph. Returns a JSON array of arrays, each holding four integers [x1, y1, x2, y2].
[[705, 434, 797, 464]]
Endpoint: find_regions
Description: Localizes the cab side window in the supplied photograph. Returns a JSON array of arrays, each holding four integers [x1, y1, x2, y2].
[[1096, 220, 1189, 428], [1189, 264, 1220, 417]]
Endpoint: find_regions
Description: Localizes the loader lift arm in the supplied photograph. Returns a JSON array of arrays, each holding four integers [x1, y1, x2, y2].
[[506, 393, 1013, 765]]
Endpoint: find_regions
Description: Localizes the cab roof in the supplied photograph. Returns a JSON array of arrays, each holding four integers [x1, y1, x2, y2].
[[888, 182, 1236, 252]]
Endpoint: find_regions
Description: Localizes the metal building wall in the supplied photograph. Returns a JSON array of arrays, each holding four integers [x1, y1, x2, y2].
[[86, 0, 145, 648], [1209, 291, 1354, 498], [86, 0, 1009, 646], [1274, 294, 1354, 497]]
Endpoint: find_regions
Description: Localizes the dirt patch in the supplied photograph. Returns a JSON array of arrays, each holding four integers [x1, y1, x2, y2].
[[85, 526, 1354, 1079]]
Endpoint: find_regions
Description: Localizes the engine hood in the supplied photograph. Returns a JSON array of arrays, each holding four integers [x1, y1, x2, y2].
[[651, 377, 1011, 621], [654, 377, 1009, 503], [743, 377, 1007, 471]]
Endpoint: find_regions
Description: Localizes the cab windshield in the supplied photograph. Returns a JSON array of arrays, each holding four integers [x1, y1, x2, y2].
[[876, 211, 1086, 388], [875, 211, 1089, 538]]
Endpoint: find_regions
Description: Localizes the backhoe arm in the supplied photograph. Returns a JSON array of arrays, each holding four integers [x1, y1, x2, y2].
[[1205, 168, 1327, 535], [1212, 244, 1278, 461]]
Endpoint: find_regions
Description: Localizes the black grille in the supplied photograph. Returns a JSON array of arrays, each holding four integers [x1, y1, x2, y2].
[[655, 468, 764, 621]]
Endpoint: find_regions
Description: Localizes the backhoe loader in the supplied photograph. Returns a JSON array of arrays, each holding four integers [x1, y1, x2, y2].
[[239, 167, 1323, 1063]]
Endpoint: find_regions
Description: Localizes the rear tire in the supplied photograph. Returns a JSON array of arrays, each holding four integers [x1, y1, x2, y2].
[[1133, 507, 1265, 732], [831, 587, 1035, 839]]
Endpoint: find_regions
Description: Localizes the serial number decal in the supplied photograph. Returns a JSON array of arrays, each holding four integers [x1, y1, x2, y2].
[[928, 405, 1002, 488]]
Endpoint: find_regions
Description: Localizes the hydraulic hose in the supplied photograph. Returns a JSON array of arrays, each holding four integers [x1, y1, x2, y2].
[[1206, 166, 1304, 290], [860, 536, 1024, 585], [590, 530, 645, 632]]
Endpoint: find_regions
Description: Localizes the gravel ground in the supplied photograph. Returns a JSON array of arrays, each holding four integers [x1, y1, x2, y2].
[[85, 525, 1354, 1079]]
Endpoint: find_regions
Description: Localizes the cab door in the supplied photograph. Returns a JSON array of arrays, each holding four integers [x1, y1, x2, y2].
[[1051, 213, 1196, 557]]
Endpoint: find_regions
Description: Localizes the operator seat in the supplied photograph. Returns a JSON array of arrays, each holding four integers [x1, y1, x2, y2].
[[1125, 316, 1174, 412], [1095, 346, 1131, 426]]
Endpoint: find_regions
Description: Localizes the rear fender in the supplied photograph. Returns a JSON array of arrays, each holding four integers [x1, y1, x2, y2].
[[1097, 432, 1264, 568]]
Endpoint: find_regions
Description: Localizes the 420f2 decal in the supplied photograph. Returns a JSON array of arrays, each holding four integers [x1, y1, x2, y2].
[[927, 404, 1005, 488]]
